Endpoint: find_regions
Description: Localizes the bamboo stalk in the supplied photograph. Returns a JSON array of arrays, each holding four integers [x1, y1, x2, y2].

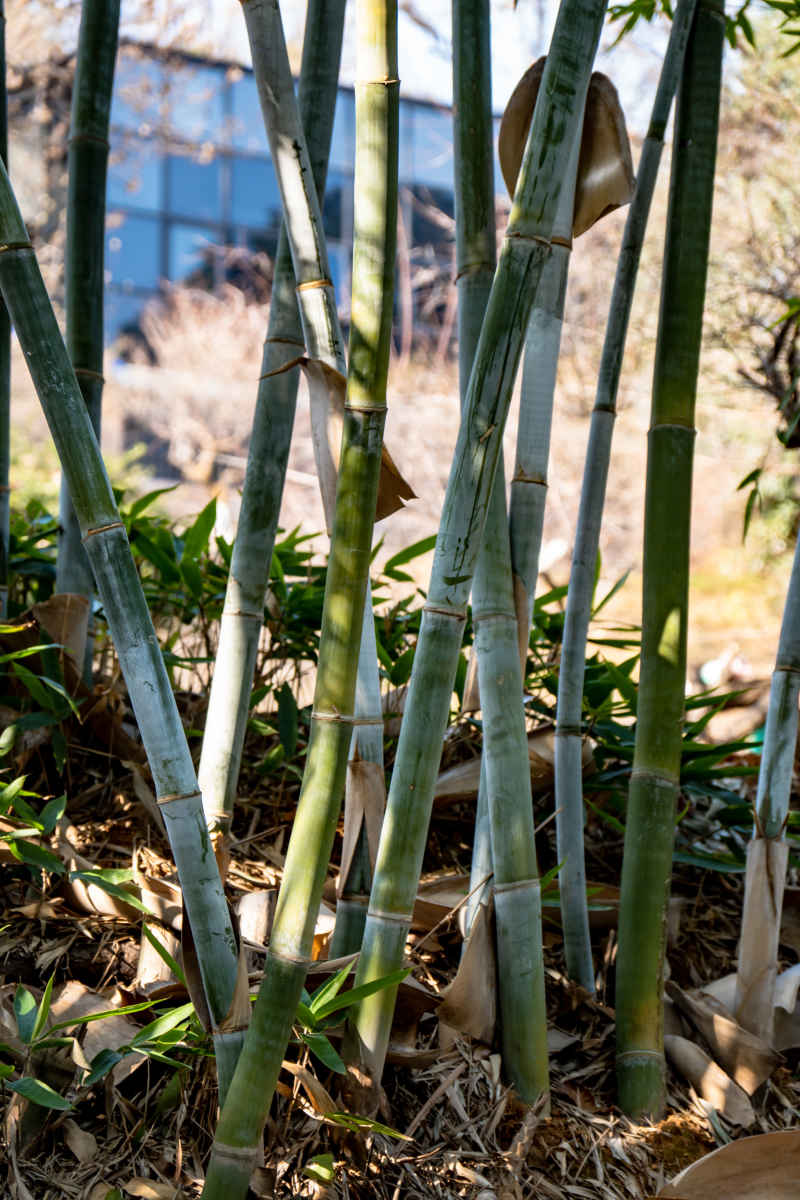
[[452, 0, 548, 1100], [616, 0, 724, 1118], [197, 0, 347, 860], [0, 163, 246, 1100], [346, 0, 608, 1091], [554, 0, 698, 991], [734, 529, 800, 1039], [235, 0, 387, 956], [0, 0, 8, 620], [454, 0, 498, 937], [55, 0, 120, 678], [199, 1, 398, 1192]]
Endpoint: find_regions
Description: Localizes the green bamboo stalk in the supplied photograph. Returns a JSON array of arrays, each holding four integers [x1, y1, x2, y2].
[[346, 0, 607, 1091], [234, 0, 386, 955], [55, 0, 120, 679], [454, 0, 497, 939], [452, 0, 548, 1100], [734, 529, 800, 1038], [0, 0, 8, 620], [199, 1, 397, 1192], [197, 0, 347, 856], [0, 163, 246, 1100], [616, 0, 724, 1118], [554, 0, 698, 992]]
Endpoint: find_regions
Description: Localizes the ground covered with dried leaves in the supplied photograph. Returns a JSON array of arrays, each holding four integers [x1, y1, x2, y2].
[[2, 688, 799, 1200]]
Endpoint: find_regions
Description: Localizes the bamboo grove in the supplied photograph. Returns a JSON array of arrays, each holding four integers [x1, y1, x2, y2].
[[4, 0, 800, 1190]]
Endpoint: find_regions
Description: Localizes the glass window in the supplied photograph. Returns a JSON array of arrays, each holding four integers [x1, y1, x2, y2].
[[411, 105, 454, 188], [244, 229, 278, 260], [104, 290, 155, 347], [323, 169, 352, 242], [329, 90, 355, 172], [398, 100, 415, 183], [110, 52, 162, 135], [231, 156, 283, 231], [327, 242, 351, 313], [168, 223, 219, 285], [411, 185, 454, 248], [166, 154, 221, 222], [104, 212, 161, 289], [230, 73, 265, 153], [163, 61, 227, 145], [107, 140, 162, 211]]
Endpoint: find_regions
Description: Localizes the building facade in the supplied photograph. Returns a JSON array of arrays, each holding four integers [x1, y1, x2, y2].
[[103, 43, 504, 347]]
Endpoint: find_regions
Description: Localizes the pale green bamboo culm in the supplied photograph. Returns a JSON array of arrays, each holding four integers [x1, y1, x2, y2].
[[0, 0, 9, 620], [346, 0, 608, 1094], [616, 0, 724, 1118], [199, 0, 398, 1192], [0, 165, 247, 1101], [554, 0, 698, 991], [734, 526, 800, 1041], [55, 0, 121, 679], [233, 0, 387, 958], [197, 0, 347, 864], [453, 0, 548, 1100]]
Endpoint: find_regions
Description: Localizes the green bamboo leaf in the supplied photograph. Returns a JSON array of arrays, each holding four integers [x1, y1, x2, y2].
[[313, 966, 410, 1021], [82, 1047, 124, 1087], [129, 1002, 194, 1048], [7, 839, 66, 875], [307, 960, 354, 1015], [39, 794, 67, 835], [48, 999, 157, 1036], [14, 986, 37, 1043], [0, 775, 26, 808], [304, 1153, 335, 1184], [0, 642, 58, 664], [301, 1031, 346, 1074], [6, 1076, 72, 1110], [181, 498, 217, 563], [326, 1111, 409, 1139], [30, 973, 55, 1043], [124, 484, 178, 524]]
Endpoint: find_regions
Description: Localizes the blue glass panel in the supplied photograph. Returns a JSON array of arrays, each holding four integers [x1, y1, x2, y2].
[[107, 139, 161, 211], [231, 156, 283, 230], [398, 100, 415, 183], [164, 61, 227, 144], [168, 223, 219, 284], [110, 52, 162, 134], [166, 154, 221, 222], [323, 169, 352, 241], [244, 229, 279, 260], [411, 105, 453, 188], [104, 290, 154, 347], [104, 212, 161, 289], [329, 90, 355, 171], [411, 185, 454, 248], [328, 242, 351, 312], [493, 116, 506, 199], [230, 73, 265, 153]]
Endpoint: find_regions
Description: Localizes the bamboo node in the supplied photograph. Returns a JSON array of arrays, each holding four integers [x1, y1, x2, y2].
[[222, 608, 263, 622], [422, 602, 467, 622], [555, 723, 582, 738], [512, 470, 547, 486], [296, 277, 333, 292], [83, 521, 125, 540], [312, 709, 381, 725], [357, 77, 401, 87], [494, 878, 541, 896], [156, 789, 203, 808], [454, 260, 496, 283], [258, 354, 305, 381], [206, 808, 231, 824], [74, 367, 105, 384], [615, 1048, 663, 1062], [367, 907, 412, 925], [264, 335, 305, 348], [630, 766, 678, 787], [68, 131, 110, 150], [267, 946, 311, 968], [0, 240, 32, 254], [505, 231, 551, 249], [472, 608, 515, 624], [210, 1141, 259, 1165], [551, 235, 572, 249], [0, 483, 10, 492], [774, 661, 800, 676]]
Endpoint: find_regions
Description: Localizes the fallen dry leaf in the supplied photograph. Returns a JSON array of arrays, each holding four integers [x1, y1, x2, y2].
[[658, 1129, 800, 1198], [63, 1117, 99, 1162], [123, 1180, 179, 1199], [664, 1034, 754, 1126]]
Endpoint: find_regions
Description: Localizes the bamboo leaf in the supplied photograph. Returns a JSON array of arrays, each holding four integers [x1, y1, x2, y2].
[[6, 1076, 72, 1110]]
